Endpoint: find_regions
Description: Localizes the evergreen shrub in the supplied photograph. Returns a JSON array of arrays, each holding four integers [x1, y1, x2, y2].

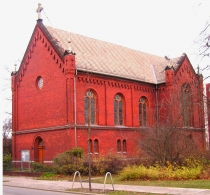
[[53, 148, 85, 174], [3, 154, 12, 170]]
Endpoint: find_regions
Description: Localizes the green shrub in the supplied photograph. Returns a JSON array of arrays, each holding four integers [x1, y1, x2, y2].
[[3, 154, 12, 170], [31, 162, 53, 172], [53, 149, 127, 175], [67, 147, 84, 158], [39, 172, 56, 179], [53, 148, 85, 175]]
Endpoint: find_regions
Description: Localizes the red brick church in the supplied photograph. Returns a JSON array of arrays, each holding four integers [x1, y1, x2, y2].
[[11, 15, 206, 166]]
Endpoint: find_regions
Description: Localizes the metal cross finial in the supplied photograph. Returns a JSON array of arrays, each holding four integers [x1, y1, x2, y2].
[[36, 3, 43, 19], [67, 35, 73, 53], [197, 64, 200, 74], [64, 34, 76, 55], [14, 64, 17, 72]]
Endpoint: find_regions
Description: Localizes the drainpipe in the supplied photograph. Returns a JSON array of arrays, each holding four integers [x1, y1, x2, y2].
[[156, 84, 158, 127], [74, 70, 77, 147], [151, 64, 158, 127]]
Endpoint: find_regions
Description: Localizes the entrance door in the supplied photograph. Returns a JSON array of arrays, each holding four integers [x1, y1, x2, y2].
[[38, 145, 44, 163], [34, 137, 44, 163]]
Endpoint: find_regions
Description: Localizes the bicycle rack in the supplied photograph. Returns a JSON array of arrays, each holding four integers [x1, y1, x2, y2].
[[72, 171, 83, 189], [103, 172, 114, 192]]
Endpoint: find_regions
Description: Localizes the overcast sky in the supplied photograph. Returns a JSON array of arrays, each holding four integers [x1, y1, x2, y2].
[[1, 0, 210, 124]]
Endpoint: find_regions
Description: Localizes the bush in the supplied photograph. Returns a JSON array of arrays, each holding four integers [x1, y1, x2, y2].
[[39, 172, 56, 179], [53, 148, 85, 175], [67, 147, 84, 158], [3, 154, 12, 170], [119, 159, 203, 181], [82, 153, 128, 176], [119, 165, 163, 180], [31, 162, 53, 172], [53, 149, 128, 175]]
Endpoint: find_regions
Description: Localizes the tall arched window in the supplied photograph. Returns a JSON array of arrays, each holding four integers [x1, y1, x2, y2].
[[122, 139, 127, 153], [88, 139, 93, 154], [182, 84, 191, 127], [117, 139, 121, 153], [139, 97, 147, 126], [84, 90, 96, 124], [94, 139, 99, 153], [114, 94, 124, 125]]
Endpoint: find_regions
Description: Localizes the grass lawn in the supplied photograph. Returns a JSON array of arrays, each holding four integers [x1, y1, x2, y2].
[[74, 177, 210, 195], [39, 173, 210, 192], [38, 173, 210, 195], [70, 188, 166, 195], [90, 175, 210, 189]]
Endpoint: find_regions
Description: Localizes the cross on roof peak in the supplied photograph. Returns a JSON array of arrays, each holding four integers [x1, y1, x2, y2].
[[36, 3, 43, 20]]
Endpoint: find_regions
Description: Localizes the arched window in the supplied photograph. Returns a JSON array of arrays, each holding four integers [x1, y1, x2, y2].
[[122, 140, 126, 153], [88, 139, 93, 154], [114, 94, 124, 125], [181, 84, 192, 127], [94, 139, 99, 153], [139, 97, 147, 126], [84, 90, 96, 124], [117, 139, 121, 153]]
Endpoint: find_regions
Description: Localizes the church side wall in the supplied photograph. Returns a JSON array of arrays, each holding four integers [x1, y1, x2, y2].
[[75, 72, 157, 127], [76, 128, 142, 156]]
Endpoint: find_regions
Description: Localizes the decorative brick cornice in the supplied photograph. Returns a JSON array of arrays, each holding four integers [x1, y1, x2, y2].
[[133, 86, 155, 92], [77, 76, 103, 86], [13, 125, 72, 135], [13, 124, 204, 135], [12, 124, 150, 135]]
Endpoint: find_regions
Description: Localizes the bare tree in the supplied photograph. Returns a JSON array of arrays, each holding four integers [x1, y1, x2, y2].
[[194, 11, 210, 81], [3, 118, 12, 155], [140, 86, 203, 166]]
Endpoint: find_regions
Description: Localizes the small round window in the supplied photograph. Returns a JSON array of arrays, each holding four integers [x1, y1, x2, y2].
[[37, 76, 43, 89]]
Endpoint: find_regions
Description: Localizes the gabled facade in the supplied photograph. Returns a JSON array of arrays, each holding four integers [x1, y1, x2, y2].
[[11, 19, 206, 166]]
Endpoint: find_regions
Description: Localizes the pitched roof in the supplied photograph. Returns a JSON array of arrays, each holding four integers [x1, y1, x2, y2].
[[40, 23, 184, 84]]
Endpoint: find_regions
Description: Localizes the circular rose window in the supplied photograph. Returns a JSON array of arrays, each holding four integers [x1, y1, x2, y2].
[[37, 76, 43, 89]]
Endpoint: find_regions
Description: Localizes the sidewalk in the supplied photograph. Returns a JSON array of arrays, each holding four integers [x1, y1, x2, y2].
[[3, 176, 210, 195]]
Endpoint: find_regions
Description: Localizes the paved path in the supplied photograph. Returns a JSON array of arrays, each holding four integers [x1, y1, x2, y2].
[[3, 176, 210, 195]]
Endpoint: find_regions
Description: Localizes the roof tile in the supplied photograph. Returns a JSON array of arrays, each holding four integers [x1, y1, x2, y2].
[[45, 25, 182, 84]]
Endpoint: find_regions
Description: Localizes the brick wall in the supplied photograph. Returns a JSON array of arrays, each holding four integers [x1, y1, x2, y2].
[[11, 24, 206, 164]]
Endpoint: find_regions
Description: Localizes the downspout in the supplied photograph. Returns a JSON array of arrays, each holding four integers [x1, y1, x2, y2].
[[151, 64, 158, 126], [74, 70, 77, 147], [155, 84, 158, 127]]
